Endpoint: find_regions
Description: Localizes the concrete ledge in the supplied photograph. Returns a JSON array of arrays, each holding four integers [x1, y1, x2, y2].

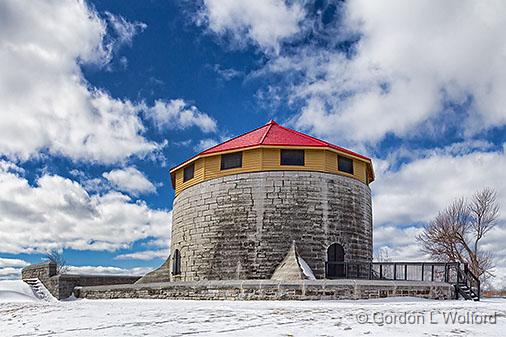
[[74, 279, 455, 301]]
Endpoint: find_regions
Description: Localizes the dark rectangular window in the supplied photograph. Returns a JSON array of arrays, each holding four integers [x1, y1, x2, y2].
[[338, 156, 354, 174], [280, 149, 305, 166], [183, 163, 194, 182], [221, 152, 242, 170]]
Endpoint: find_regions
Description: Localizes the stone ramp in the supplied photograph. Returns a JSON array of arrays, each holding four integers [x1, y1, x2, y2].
[[135, 258, 171, 284]]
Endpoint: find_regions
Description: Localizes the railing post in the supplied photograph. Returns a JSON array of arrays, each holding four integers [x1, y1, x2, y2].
[[457, 263, 461, 283], [404, 264, 408, 280], [478, 279, 481, 300], [379, 264, 383, 279], [368, 263, 372, 280], [431, 264, 434, 282], [345, 263, 348, 279], [421, 263, 424, 281], [444, 263, 448, 283], [393, 263, 397, 280]]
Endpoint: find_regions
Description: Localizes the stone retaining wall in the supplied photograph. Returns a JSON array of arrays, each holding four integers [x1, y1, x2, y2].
[[170, 171, 373, 282], [22, 262, 141, 299], [75, 279, 455, 301]]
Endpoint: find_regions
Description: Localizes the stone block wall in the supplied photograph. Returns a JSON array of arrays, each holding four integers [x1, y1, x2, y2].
[[50, 274, 142, 299], [22, 262, 140, 299], [75, 279, 455, 301], [170, 171, 372, 281]]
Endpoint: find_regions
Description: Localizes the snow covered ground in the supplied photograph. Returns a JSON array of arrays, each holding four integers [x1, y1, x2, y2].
[[1, 295, 505, 336], [0, 280, 41, 303]]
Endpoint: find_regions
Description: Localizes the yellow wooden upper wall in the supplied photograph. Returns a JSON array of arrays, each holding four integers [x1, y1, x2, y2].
[[173, 147, 371, 195]]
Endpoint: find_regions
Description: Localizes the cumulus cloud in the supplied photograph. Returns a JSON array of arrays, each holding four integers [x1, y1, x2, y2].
[[0, 161, 171, 254], [103, 167, 156, 196], [0, 1, 215, 164], [373, 226, 428, 261], [66, 265, 152, 276], [0, 0, 161, 163], [147, 99, 217, 133], [0, 257, 29, 280], [0, 257, 29, 268], [372, 143, 506, 288], [115, 249, 169, 261], [0, 256, 153, 279], [373, 146, 506, 226], [198, 0, 304, 53], [224, 0, 506, 147]]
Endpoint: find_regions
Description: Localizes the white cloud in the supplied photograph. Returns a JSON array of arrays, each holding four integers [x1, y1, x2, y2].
[[199, 0, 304, 53], [0, 257, 29, 280], [105, 12, 147, 46], [103, 167, 156, 196], [249, 1, 506, 146], [212, 64, 242, 81], [0, 0, 161, 164], [373, 146, 506, 226], [373, 226, 429, 261], [0, 267, 23, 280], [372, 143, 506, 288], [0, 257, 153, 280], [0, 258, 29, 268], [194, 138, 219, 152], [147, 99, 217, 133], [115, 249, 169, 261], [0, 161, 171, 254], [66, 265, 152, 276]]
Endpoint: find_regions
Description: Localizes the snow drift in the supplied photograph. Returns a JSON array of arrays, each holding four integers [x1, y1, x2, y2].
[[0, 280, 41, 303]]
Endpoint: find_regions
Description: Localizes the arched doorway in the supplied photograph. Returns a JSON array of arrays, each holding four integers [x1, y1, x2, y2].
[[326, 243, 345, 278], [172, 249, 181, 275]]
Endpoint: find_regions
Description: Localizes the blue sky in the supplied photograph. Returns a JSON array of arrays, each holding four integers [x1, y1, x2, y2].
[[1, 0, 505, 288]]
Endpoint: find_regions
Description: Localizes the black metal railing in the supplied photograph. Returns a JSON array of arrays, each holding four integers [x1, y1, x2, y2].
[[324, 261, 480, 300], [455, 263, 481, 301]]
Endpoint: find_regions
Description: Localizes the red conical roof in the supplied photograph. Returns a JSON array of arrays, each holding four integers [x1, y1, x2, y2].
[[170, 120, 373, 184], [199, 120, 370, 160]]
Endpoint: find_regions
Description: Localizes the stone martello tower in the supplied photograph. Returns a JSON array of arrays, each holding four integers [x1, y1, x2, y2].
[[138, 120, 374, 283]]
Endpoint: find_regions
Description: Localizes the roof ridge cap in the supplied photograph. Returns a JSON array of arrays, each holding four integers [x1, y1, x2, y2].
[[276, 123, 328, 146], [259, 120, 274, 144], [199, 123, 270, 154], [275, 123, 371, 160]]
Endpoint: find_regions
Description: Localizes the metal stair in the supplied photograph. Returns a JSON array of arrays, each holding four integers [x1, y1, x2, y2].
[[455, 283, 480, 301], [454, 265, 480, 301], [24, 278, 57, 302]]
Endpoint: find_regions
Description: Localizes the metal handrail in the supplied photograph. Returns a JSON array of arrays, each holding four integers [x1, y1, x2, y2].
[[325, 261, 460, 282], [324, 261, 480, 300]]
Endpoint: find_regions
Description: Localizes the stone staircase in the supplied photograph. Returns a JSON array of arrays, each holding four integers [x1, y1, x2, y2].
[[24, 278, 57, 302]]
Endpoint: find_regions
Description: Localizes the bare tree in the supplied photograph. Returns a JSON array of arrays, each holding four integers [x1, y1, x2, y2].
[[374, 247, 393, 278], [417, 188, 499, 281], [44, 250, 69, 274], [374, 247, 392, 262]]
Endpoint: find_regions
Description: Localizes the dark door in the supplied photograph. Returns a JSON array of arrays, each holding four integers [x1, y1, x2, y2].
[[326, 243, 345, 278]]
